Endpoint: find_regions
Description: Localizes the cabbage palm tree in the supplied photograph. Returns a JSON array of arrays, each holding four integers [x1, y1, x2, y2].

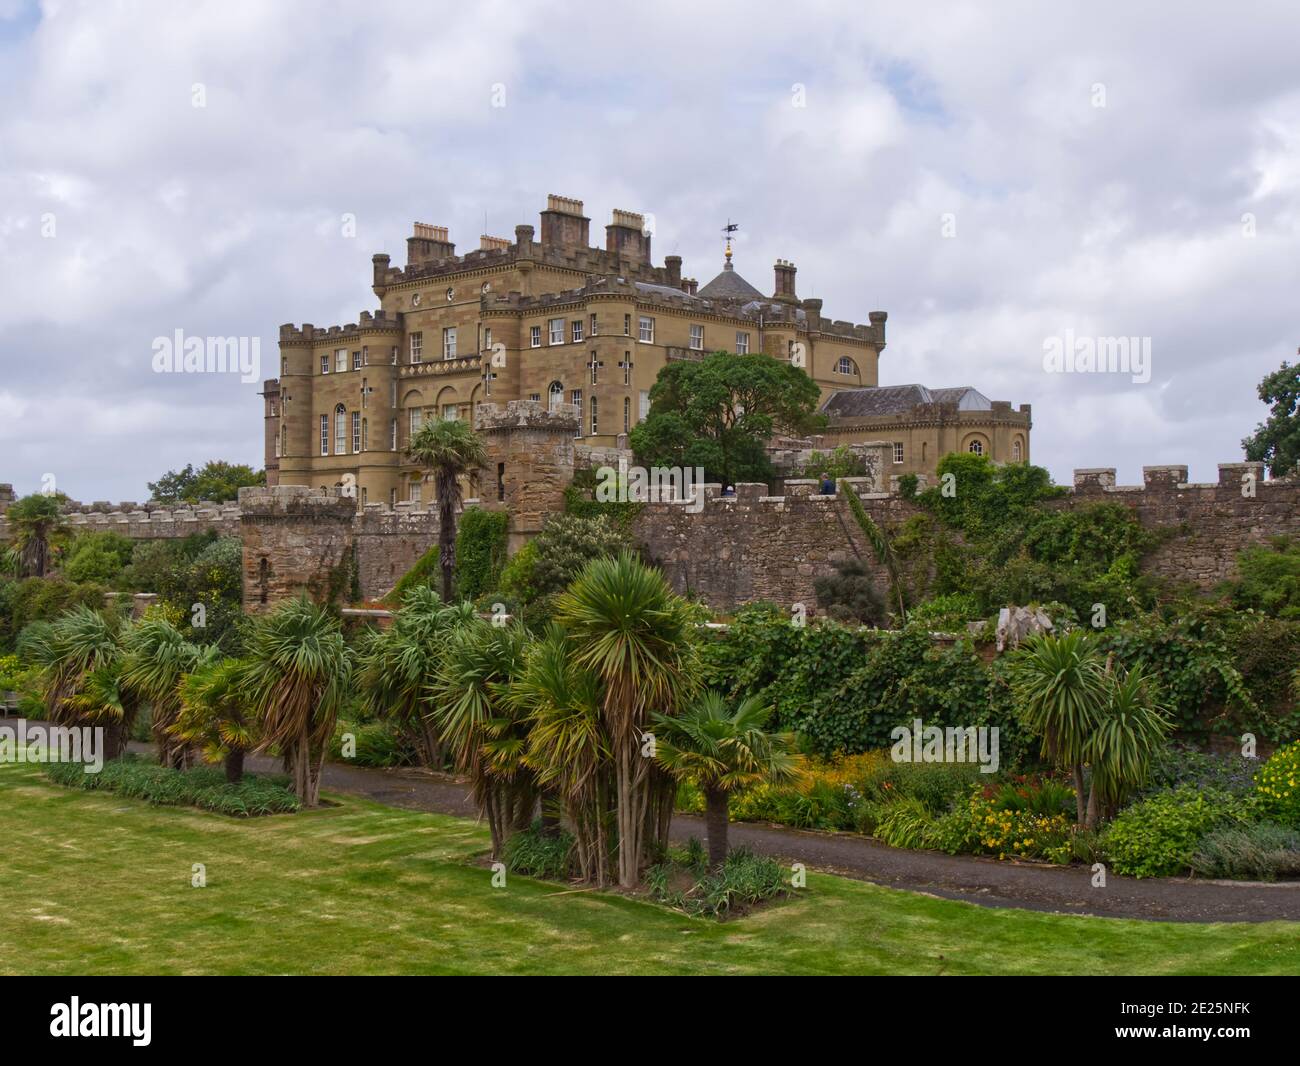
[[1084, 664, 1171, 826], [406, 418, 489, 602], [555, 552, 697, 888], [174, 652, 256, 783], [32, 605, 136, 759], [354, 585, 474, 768], [653, 691, 802, 867], [1010, 629, 1108, 825], [6, 494, 67, 578], [241, 597, 350, 806], [509, 625, 613, 883], [430, 618, 534, 858], [120, 618, 206, 769]]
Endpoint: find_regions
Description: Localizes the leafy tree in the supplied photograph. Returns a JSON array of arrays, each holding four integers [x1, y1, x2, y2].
[[653, 691, 802, 867], [147, 461, 265, 504], [6, 494, 68, 578], [555, 552, 697, 887], [630, 351, 826, 486], [1243, 360, 1300, 477], [62, 531, 135, 584], [406, 418, 489, 601]]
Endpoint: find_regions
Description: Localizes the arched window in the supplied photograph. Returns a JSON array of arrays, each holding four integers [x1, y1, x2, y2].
[[837, 356, 857, 376], [334, 404, 347, 454], [1012, 439, 1022, 462], [361, 418, 368, 451], [548, 381, 563, 411], [968, 439, 984, 456]]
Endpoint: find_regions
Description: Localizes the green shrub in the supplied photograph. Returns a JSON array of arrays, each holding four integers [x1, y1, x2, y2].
[[62, 531, 135, 584], [1102, 786, 1256, 878], [812, 561, 886, 626], [329, 719, 413, 767], [1190, 822, 1300, 881], [1141, 741, 1259, 797], [874, 797, 935, 849], [1231, 537, 1300, 619], [646, 845, 789, 919], [502, 822, 575, 880], [1255, 741, 1300, 826], [44, 755, 299, 816], [454, 508, 509, 603]]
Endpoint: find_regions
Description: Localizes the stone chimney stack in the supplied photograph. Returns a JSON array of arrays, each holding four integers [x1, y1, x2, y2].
[[773, 259, 798, 302], [605, 208, 651, 264], [480, 234, 510, 251], [664, 255, 682, 286], [371, 253, 391, 295], [407, 223, 456, 267], [539, 195, 590, 250]]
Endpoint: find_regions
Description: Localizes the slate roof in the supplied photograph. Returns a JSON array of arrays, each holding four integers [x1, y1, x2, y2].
[[821, 384, 992, 418], [697, 261, 765, 301]]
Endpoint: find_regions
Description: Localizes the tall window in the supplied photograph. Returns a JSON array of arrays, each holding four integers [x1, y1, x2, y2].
[[893, 442, 904, 464], [443, 327, 457, 359], [391, 346, 398, 365], [361, 378, 367, 408], [274, 434, 281, 458], [638, 316, 654, 342], [530, 325, 542, 348], [443, 403, 458, 420], [335, 349, 348, 372], [589, 313, 598, 336], [410, 332, 423, 363], [361, 418, 368, 451], [590, 356, 598, 385], [623, 396, 630, 433], [409, 480, 422, 504], [319, 414, 328, 455], [837, 356, 857, 376], [352, 411, 361, 453], [352, 350, 362, 370], [483, 327, 492, 350], [1013, 440, 1023, 462], [639, 390, 650, 421], [571, 389, 582, 437], [362, 345, 369, 365], [410, 407, 423, 438], [320, 354, 330, 374], [281, 424, 287, 457], [736, 331, 750, 354], [334, 404, 347, 454], [689, 324, 704, 350], [622, 353, 631, 385], [968, 440, 984, 455], [623, 313, 631, 336], [389, 488, 397, 507], [590, 396, 598, 435], [549, 318, 565, 345], [548, 381, 563, 411], [390, 418, 397, 450], [572, 320, 583, 343]]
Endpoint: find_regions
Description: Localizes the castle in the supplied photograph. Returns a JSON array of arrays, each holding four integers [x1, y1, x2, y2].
[[262, 194, 1032, 501]]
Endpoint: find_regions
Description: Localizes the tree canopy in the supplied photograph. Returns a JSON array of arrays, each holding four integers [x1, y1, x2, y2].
[[148, 461, 265, 504], [1242, 359, 1300, 478], [629, 351, 826, 486]]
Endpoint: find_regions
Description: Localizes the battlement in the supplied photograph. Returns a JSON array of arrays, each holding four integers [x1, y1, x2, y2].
[[279, 310, 402, 346], [1070, 461, 1285, 495], [236, 485, 358, 520], [474, 399, 580, 434]]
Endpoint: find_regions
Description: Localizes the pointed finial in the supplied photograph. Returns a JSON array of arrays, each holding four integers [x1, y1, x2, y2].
[[722, 219, 739, 264]]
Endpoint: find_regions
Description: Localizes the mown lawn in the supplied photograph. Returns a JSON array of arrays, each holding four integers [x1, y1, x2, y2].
[[2, 763, 1297, 975]]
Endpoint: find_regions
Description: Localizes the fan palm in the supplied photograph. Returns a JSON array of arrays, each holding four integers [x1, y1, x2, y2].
[[406, 418, 489, 601], [241, 597, 350, 806], [653, 691, 803, 867], [6, 494, 68, 578], [120, 618, 206, 769], [354, 585, 474, 768], [430, 617, 534, 858], [508, 624, 614, 883], [174, 651, 257, 782], [555, 552, 697, 888], [1010, 629, 1108, 825]]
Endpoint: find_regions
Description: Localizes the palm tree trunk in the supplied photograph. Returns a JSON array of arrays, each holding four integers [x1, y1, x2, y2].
[[703, 787, 730, 868], [1084, 779, 1100, 830], [225, 748, 245, 784], [1072, 763, 1086, 825]]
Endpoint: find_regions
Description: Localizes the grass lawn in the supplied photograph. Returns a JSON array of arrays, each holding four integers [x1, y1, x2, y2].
[[3, 763, 1298, 976]]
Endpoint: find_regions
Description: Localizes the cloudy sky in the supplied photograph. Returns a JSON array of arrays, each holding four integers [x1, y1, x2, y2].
[[1, 0, 1297, 501]]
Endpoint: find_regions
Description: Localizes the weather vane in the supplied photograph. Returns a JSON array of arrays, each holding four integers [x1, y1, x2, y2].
[[722, 219, 739, 262]]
